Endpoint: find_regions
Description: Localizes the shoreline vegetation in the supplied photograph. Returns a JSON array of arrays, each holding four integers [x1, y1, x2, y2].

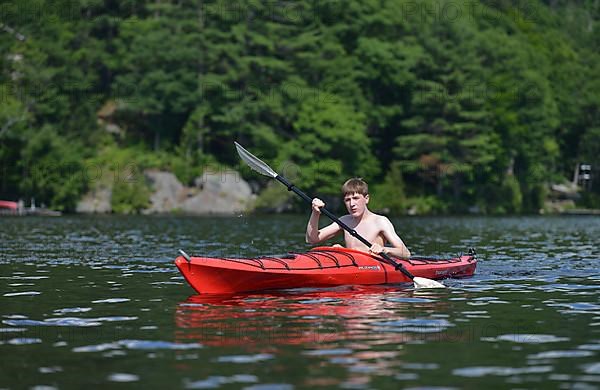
[[2, 165, 598, 216], [1, 1, 599, 215]]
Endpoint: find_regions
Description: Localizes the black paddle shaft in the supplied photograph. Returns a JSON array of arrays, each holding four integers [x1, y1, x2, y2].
[[275, 175, 416, 280]]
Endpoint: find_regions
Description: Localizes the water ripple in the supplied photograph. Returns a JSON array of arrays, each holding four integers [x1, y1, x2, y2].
[[3, 291, 41, 297], [6, 337, 43, 345], [242, 385, 293, 390], [383, 297, 436, 303], [578, 343, 600, 351], [582, 363, 600, 374], [3, 316, 137, 327], [528, 350, 595, 359], [39, 366, 63, 374], [373, 318, 454, 333], [303, 348, 353, 356], [53, 307, 92, 314], [107, 373, 139, 382], [92, 298, 130, 304], [184, 375, 259, 389], [73, 339, 203, 352], [216, 354, 273, 363], [453, 365, 553, 377], [482, 334, 570, 344], [298, 298, 341, 304]]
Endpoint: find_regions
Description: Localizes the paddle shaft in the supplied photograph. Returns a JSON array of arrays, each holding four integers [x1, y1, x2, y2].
[[275, 175, 417, 281]]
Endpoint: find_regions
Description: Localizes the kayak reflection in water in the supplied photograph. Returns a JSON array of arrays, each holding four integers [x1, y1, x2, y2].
[[306, 178, 411, 260]]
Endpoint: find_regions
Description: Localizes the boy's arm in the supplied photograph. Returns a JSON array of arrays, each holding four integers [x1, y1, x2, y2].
[[305, 198, 342, 244], [306, 221, 342, 244], [376, 217, 411, 259]]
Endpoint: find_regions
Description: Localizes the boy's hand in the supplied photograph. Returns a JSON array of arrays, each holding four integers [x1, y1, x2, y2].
[[369, 243, 387, 255], [311, 198, 325, 214]]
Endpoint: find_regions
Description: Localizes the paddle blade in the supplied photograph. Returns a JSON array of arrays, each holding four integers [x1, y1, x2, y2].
[[235, 142, 278, 178], [413, 277, 445, 289]]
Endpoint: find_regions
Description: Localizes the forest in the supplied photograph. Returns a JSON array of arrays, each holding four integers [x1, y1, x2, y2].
[[0, 0, 598, 214]]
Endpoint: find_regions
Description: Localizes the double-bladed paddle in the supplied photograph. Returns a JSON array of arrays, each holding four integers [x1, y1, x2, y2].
[[234, 142, 445, 289]]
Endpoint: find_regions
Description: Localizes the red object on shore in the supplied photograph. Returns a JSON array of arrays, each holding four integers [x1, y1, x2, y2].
[[0, 200, 18, 210], [175, 246, 477, 294]]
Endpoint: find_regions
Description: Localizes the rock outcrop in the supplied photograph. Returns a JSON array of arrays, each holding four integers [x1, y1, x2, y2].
[[144, 170, 185, 214], [143, 170, 254, 214], [77, 169, 254, 215], [75, 187, 112, 213], [180, 171, 253, 214], [549, 183, 580, 200]]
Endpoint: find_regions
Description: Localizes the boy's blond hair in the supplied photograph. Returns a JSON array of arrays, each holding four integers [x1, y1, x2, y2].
[[341, 178, 369, 196]]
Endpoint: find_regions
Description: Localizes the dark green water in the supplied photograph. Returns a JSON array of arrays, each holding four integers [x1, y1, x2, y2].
[[1, 215, 599, 389]]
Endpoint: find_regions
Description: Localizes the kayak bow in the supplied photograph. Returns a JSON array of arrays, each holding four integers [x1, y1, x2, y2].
[[175, 247, 477, 294]]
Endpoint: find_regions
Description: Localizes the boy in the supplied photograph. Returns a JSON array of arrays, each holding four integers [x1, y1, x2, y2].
[[305, 178, 411, 259]]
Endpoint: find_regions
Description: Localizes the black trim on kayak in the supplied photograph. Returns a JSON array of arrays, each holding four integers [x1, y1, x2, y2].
[[207, 258, 360, 271], [303, 252, 329, 268], [311, 250, 358, 267], [260, 256, 291, 270], [405, 256, 474, 264], [192, 250, 474, 272]]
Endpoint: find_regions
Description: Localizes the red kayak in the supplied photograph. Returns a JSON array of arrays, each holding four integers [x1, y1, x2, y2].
[[175, 246, 477, 294]]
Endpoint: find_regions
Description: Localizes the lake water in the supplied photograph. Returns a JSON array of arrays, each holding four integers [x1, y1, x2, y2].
[[1, 215, 599, 389]]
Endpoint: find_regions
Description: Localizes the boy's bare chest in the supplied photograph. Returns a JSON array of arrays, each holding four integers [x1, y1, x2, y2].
[[342, 221, 384, 246]]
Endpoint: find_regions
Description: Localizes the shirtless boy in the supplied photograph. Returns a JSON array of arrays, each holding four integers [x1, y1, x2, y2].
[[305, 178, 411, 259]]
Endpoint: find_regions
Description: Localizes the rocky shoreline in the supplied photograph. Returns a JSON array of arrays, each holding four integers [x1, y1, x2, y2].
[[72, 171, 598, 216], [76, 169, 255, 215]]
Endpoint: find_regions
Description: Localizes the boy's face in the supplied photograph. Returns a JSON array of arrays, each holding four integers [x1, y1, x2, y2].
[[344, 192, 369, 217]]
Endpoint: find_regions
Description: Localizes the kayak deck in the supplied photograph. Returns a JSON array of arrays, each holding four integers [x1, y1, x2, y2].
[[175, 246, 477, 294]]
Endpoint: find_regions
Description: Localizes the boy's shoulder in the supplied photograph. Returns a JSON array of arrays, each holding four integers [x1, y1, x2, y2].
[[370, 213, 393, 227], [371, 212, 390, 221]]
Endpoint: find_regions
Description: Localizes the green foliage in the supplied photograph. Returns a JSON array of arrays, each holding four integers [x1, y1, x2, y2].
[[406, 196, 448, 215], [370, 163, 407, 215], [279, 97, 379, 195], [169, 156, 202, 187], [0, 85, 28, 198], [578, 127, 600, 176], [111, 178, 151, 214], [0, 0, 598, 214], [490, 175, 523, 214], [18, 126, 87, 211], [580, 192, 600, 209], [252, 183, 294, 213]]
